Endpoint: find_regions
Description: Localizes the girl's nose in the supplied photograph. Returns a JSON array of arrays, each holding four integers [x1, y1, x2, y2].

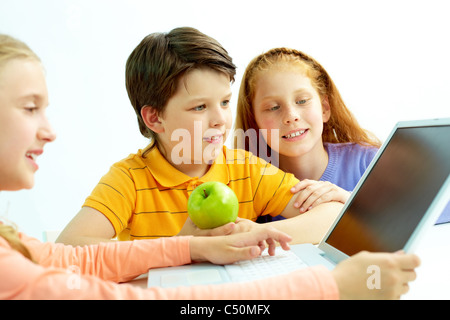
[[38, 118, 56, 143], [283, 105, 300, 124]]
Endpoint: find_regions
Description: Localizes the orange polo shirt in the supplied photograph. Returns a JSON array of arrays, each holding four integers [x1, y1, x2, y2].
[[83, 146, 299, 240]]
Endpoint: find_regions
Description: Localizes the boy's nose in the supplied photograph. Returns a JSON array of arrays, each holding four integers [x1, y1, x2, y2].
[[210, 106, 228, 127]]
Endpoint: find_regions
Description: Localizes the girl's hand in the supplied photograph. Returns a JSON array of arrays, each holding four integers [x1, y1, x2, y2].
[[232, 217, 259, 233], [290, 179, 351, 213], [177, 216, 236, 237], [331, 251, 420, 300], [189, 225, 292, 265], [177, 217, 260, 237]]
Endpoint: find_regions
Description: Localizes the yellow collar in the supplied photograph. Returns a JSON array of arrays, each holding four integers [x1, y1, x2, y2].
[[143, 146, 230, 188]]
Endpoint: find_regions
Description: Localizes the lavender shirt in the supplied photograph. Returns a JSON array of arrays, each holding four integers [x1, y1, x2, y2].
[[258, 143, 378, 223], [319, 143, 378, 191]]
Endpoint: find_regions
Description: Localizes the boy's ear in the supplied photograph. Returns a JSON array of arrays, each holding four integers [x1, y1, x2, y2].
[[141, 106, 164, 133], [321, 96, 331, 123]]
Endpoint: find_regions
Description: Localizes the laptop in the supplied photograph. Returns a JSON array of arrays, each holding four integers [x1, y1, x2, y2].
[[435, 201, 450, 225], [147, 118, 450, 288]]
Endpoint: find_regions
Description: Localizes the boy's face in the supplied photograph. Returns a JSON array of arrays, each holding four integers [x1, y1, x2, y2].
[[156, 67, 232, 167], [0, 59, 56, 191]]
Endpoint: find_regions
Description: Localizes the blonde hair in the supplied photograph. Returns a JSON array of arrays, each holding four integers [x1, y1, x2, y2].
[[235, 47, 381, 154], [0, 34, 40, 261], [0, 34, 40, 68], [0, 222, 33, 260]]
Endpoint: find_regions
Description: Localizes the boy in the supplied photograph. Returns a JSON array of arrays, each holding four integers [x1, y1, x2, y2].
[[57, 27, 342, 246]]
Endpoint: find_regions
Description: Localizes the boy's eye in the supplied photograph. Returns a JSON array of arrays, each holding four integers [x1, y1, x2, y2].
[[296, 99, 308, 105]]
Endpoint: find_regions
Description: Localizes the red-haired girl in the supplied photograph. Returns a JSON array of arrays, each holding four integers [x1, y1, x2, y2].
[[235, 48, 381, 220]]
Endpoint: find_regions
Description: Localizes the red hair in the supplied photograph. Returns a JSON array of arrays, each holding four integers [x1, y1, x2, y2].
[[235, 48, 381, 152]]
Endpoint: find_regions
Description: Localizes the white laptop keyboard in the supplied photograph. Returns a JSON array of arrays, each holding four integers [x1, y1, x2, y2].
[[224, 247, 308, 282]]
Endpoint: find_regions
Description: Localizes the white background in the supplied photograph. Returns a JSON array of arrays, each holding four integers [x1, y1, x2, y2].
[[0, 0, 449, 240]]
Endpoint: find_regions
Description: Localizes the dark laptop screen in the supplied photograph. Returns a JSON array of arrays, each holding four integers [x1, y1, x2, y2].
[[325, 124, 450, 256]]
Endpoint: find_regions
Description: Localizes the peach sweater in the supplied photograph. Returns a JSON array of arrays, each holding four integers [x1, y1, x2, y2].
[[0, 233, 339, 300]]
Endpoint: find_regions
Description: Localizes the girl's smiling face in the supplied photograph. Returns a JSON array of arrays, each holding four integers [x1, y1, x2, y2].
[[252, 64, 330, 158], [0, 58, 56, 191]]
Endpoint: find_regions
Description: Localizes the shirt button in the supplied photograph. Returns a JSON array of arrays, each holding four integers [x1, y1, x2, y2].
[[187, 180, 203, 191]]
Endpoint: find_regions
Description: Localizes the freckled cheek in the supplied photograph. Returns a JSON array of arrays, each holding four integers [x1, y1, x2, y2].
[[256, 116, 278, 132], [307, 114, 325, 135], [304, 108, 325, 126], [256, 117, 280, 147]]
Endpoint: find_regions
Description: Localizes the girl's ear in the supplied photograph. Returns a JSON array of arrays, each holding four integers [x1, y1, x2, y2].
[[141, 106, 164, 133], [321, 96, 331, 123]]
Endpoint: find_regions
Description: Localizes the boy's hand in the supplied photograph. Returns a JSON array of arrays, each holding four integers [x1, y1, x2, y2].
[[290, 179, 350, 213], [189, 226, 292, 265]]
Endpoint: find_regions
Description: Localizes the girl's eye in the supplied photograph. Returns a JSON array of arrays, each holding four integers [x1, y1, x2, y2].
[[193, 105, 206, 111], [25, 106, 38, 113], [269, 105, 280, 111], [296, 99, 308, 105], [221, 100, 230, 107]]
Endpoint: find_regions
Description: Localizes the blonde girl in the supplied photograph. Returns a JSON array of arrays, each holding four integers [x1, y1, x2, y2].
[[235, 48, 381, 220]]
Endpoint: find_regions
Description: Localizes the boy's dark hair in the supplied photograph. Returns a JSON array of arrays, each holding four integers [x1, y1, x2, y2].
[[125, 27, 236, 141]]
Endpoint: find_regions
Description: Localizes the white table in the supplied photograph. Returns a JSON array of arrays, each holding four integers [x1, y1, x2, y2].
[[128, 222, 450, 299], [403, 222, 450, 299]]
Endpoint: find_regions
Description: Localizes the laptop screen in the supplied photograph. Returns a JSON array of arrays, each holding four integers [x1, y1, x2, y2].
[[325, 124, 450, 256]]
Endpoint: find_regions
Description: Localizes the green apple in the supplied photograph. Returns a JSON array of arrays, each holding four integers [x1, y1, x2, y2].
[[187, 181, 239, 229]]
